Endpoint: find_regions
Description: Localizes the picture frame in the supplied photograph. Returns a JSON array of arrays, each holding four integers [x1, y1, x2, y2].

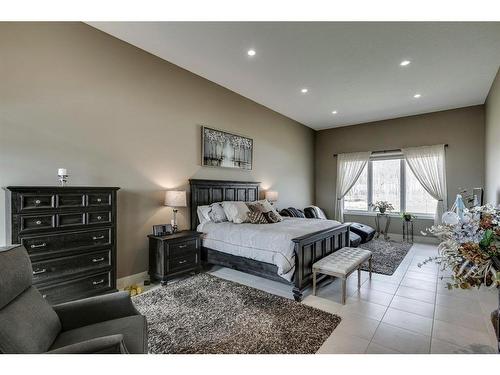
[[152, 224, 173, 236], [201, 126, 253, 170]]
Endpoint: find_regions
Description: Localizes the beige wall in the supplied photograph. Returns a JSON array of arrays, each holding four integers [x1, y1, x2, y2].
[[485, 68, 500, 205], [0, 23, 315, 278], [315, 106, 485, 234]]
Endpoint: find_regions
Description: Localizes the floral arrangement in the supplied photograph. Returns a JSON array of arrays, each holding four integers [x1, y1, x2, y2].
[[420, 204, 500, 289], [369, 201, 395, 214]]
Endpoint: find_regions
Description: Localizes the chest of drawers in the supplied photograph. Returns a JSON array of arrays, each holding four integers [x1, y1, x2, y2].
[[6, 186, 119, 304]]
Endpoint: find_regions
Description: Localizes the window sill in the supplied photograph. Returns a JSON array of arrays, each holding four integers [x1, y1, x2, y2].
[[344, 211, 434, 221]]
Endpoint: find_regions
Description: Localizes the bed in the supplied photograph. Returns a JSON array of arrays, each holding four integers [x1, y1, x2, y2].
[[189, 179, 350, 301]]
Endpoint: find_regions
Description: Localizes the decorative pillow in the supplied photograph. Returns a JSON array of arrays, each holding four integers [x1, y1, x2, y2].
[[258, 199, 283, 221], [247, 210, 269, 224], [246, 201, 266, 213], [263, 210, 282, 223], [222, 201, 250, 223], [197, 205, 212, 224], [207, 203, 228, 223]]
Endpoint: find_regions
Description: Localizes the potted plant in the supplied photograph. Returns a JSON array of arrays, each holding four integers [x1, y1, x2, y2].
[[401, 212, 416, 221], [370, 201, 394, 214]]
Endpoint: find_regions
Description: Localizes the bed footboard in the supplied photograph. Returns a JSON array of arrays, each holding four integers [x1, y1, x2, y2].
[[291, 224, 350, 301]]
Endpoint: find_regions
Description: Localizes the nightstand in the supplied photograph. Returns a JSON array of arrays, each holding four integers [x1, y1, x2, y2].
[[148, 230, 202, 285]]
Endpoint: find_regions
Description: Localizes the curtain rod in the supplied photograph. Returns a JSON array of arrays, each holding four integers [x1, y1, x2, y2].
[[333, 144, 448, 157]]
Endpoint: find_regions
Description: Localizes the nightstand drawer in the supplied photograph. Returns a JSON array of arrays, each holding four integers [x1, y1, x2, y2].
[[87, 193, 111, 207], [19, 194, 55, 212], [168, 252, 198, 273], [20, 214, 56, 232], [169, 239, 197, 258]]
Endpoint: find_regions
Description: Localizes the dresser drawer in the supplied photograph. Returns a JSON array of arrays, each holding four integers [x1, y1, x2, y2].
[[20, 214, 56, 232], [32, 249, 111, 284], [58, 212, 85, 227], [87, 193, 111, 207], [38, 271, 112, 305], [19, 194, 56, 212], [87, 211, 111, 225], [168, 239, 197, 258], [21, 228, 112, 257], [168, 251, 198, 273], [57, 194, 85, 209]]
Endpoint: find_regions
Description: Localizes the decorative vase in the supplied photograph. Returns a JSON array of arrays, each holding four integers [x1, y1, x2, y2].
[[379, 208, 386, 214], [404, 215, 411, 221]]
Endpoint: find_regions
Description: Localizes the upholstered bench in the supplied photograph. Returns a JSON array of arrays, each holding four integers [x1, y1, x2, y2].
[[312, 247, 372, 304]]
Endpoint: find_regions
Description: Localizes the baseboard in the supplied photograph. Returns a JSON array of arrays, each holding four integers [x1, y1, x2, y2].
[[117, 271, 149, 290], [384, 232, 439, 244]]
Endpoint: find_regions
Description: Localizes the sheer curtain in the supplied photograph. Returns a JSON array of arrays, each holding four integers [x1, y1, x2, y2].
[[335, 152, 371, 222], [402, 144, 447, 224]]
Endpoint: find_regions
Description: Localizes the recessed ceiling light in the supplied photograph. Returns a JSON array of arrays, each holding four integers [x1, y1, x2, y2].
[[301, 88, 308, 93], [331, 110, 338, 114], [400, 60, 411, 66], [247, 49, 256, 56], [413, 93, 421, 98]]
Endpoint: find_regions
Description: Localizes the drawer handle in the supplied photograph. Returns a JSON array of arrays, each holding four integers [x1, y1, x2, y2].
[[178, 244, 187, 249], [35, 220, 42, 225], [42, 294, 47, 299], [92, 235, 105, 240], [33, 268, 47, 275], [97, 216, 102, 220], [97, 198, 102, 202], [35, 199, 41, 205], [178, 260, 187, 264], [92, 257, 105, 263], [92, 279, 105, 285], [30, 242, 47, 249]]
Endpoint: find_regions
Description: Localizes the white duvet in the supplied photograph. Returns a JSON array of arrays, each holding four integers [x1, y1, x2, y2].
[[197, 217, 342, 281]]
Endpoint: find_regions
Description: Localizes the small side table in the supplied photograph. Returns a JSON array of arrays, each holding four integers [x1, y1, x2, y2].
[[148, 230, 202, 285], [375, 213, 391, 241], [402, 220, 414, 243]]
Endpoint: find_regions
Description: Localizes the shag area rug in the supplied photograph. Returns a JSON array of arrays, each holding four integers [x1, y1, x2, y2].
[[133, 273, 341, 354], [359, 239, 412, 275]]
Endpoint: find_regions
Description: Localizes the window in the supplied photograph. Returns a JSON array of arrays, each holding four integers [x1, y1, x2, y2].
[[343, 155, 437, 216], [372, 159, 401, 212], [405, 164, 438, 215], [344, 165, 368, 211]]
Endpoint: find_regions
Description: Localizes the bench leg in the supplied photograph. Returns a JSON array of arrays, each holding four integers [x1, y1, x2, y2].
[[369, 256, 373, 279], [312, 270, 317, 296], [357, 267, 361, 289], [341, 278, 347, 305]]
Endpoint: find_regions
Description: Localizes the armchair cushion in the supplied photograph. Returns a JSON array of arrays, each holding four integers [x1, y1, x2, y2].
[[0, 245, 33, 309], [50, 315, 147, 354], [0, 286, 61, 353], [48, 334, 129, 354], [53, 291, 141, 331]]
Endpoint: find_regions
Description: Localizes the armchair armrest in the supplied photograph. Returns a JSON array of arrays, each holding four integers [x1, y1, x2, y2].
[[47, 334, 129, 354], [53, 291, 141, 331]]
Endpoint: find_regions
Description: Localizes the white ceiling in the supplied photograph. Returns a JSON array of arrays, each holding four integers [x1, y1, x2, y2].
[[89, 22, 500, 130]]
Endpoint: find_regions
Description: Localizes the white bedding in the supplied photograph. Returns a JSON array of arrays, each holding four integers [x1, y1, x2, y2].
[[197, 217, 342, 281]]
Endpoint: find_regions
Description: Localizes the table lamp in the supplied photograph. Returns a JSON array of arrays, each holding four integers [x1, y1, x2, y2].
[[165, 190, 187, 232], [265, 191, 278, 205]]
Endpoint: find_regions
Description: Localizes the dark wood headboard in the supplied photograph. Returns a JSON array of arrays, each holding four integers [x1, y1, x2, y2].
[[189, 179, 260, 230]]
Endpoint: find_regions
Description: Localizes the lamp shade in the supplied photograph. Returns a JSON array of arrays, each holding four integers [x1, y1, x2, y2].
[[265, 191, 278, 202], [164, 190, 187, 207]]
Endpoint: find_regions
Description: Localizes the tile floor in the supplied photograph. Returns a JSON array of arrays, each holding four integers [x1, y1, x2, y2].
[[207, 242, 499, 354]]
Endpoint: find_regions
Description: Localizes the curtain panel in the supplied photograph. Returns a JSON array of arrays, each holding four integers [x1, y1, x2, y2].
[[402, 144, 447, 225], [334, 152, 371, 222]]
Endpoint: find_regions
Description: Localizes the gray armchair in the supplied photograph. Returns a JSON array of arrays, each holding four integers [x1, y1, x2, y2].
[[0, 245, 148, 354]]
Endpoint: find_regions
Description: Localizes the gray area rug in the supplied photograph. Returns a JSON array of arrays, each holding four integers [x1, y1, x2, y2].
[[133, 273, 341, 354], [359, 239, 412, 275]]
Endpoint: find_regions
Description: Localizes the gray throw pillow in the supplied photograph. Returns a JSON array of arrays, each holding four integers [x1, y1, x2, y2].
[[208, 203, 228, 223]]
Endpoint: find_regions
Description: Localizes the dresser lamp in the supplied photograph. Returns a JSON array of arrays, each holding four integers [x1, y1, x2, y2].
[[265, 191, 278, 205], [165, 190, 187, 233]]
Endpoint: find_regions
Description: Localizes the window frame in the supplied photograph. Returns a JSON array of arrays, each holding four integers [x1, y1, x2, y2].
[[343, 154, 435, 218]]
